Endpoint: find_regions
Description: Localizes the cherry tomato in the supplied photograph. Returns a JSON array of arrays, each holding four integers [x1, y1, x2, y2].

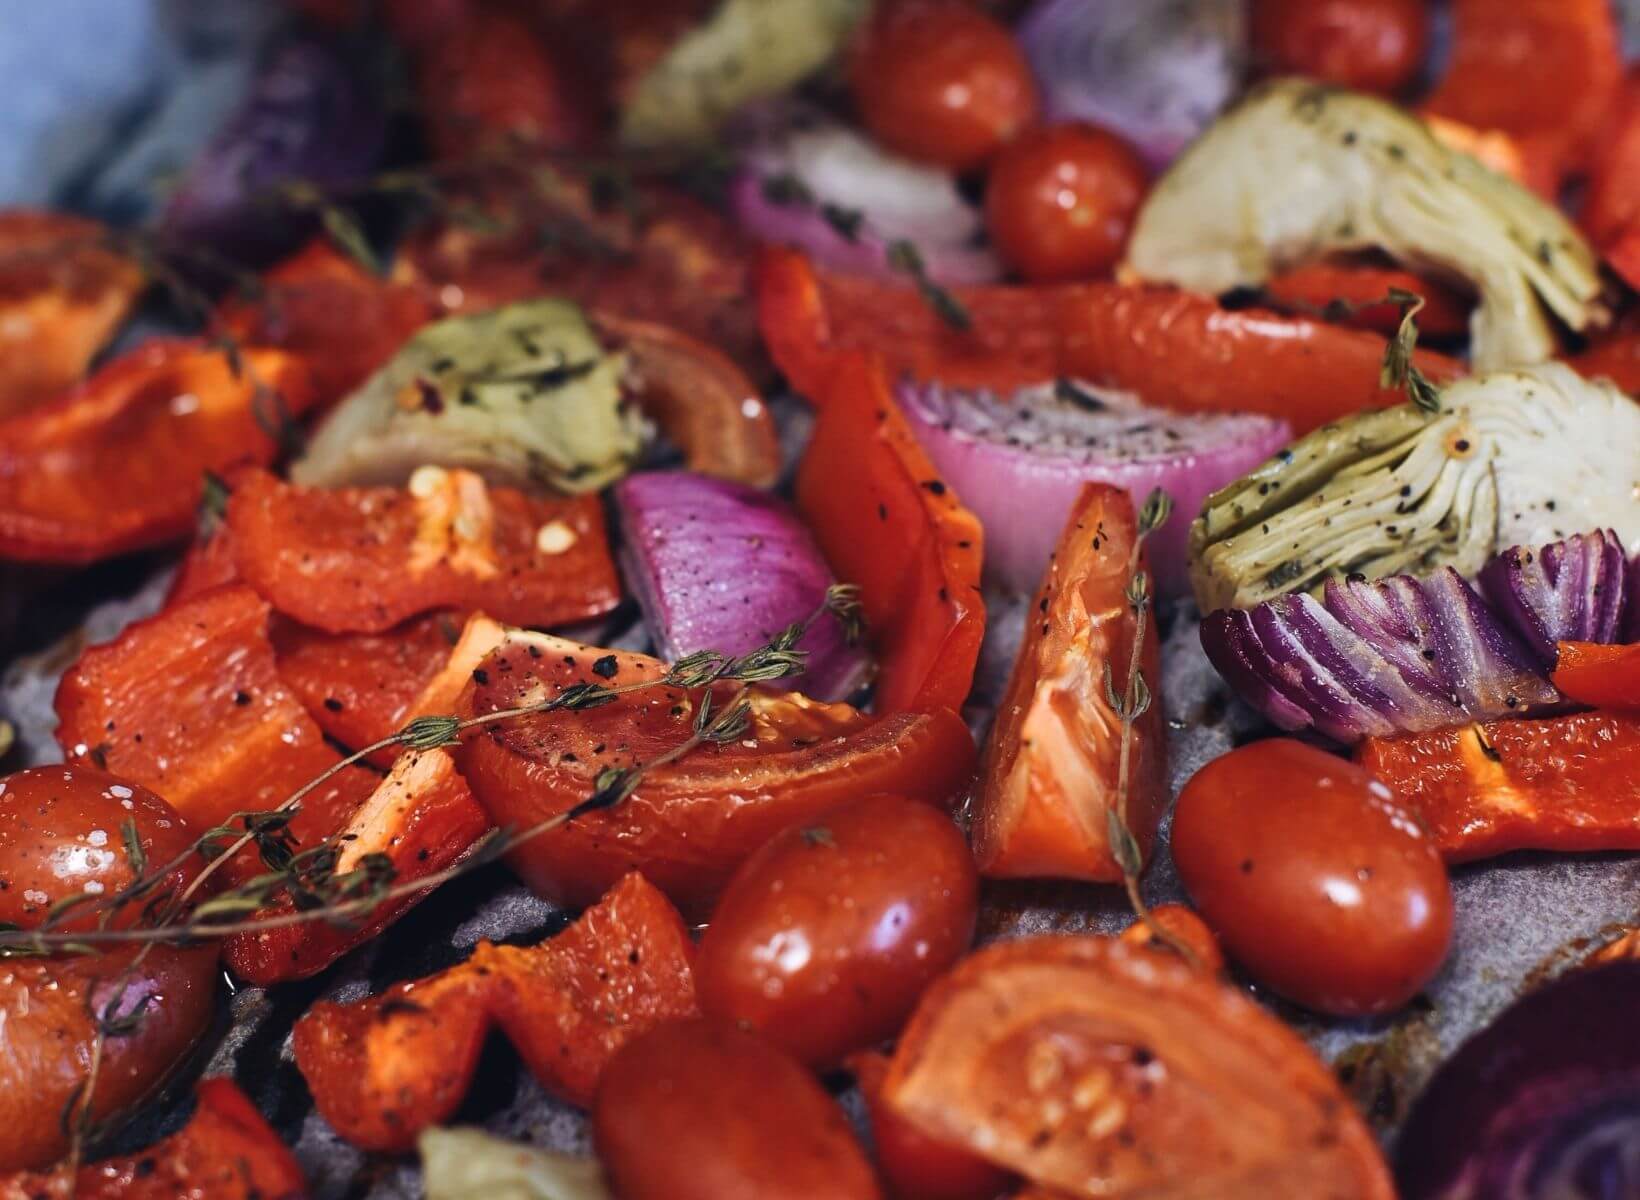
[[1116, 903, 1225, 974], [851, 1050, 1013, 1200], [594, 1019, 883, 1200], [848, 3, 1038, 170], [1252, 0, 1429, 95], [697, 795, 978, 1069], [1172, 739, 1453, 1017], [984, 123, 1149, 282]]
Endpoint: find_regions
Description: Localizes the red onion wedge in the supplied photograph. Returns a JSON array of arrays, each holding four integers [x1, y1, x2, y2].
[[613, 471, 871, 702], [1017, 0, 1246, 171], [1630, 553, 1640, 643], [730, 108, 1000, 286], [896, 378, 1290, 596], [1477, 529, 1629, 667]]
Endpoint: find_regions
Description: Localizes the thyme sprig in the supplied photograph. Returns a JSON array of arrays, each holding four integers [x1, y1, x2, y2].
[[1379, 289, 1443, 415]]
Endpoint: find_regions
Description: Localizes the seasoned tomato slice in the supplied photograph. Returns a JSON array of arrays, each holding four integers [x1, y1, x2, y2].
[[882, 936, 1395, 1200]]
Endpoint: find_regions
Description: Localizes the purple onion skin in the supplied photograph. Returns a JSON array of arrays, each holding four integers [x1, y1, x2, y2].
[[159, 38, 386, 266], [1398, 961, 1640, 1200], [1630, 555, 1640, 643], [614, 471, 871, 703], [1478, 530, 1629, 667]]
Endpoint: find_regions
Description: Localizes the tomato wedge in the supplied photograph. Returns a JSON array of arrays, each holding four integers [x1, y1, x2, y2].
[[454, 628, 977, 915], [226, 466, 619, 634], [881, 936, 1395, 1199], [850, 1049, 1014, 1200], [1552, 640, 1640, 711], [0, 1079, 305, 1200], [1357, 711, 1640, 862], [755, 246, 1461, 433], [293, 871, 697, 1151], [0, 340, 315, 563], [973, 483, 1165, 882], [0, 211, 143, 419], [795, 351, 985, 715]]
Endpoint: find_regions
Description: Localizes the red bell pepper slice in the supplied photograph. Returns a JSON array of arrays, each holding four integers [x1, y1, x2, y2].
[[1356, 711, 1640, 863], [0, 340, 315, 564], [755, 247, 1462, 434], [219, 238, 433, 406], [226, 466, 620, 634], [293, 871, 698, 1151], [54, 584, 379, 868], [223, 746, 490, 984], [795, 351, 985, 715], [0, 1079, 305, 1200], [0, 211, 144, 420], [1260, 261, 1470, 339], [1571, 326, 1640, 396], [1581, 72, 1640, 290], [166, 516, 242, 608], [1551, 641, 1640, 712]]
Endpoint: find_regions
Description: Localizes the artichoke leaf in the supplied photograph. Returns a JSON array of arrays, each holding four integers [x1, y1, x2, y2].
[[420, 1127, 611, 1200]]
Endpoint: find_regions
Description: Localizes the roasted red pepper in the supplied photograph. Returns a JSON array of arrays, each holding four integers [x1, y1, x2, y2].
[[226, 466, 619, 634], [1571, 325, 1640, 396], [0, 1080, 305, 1200], [1551, 641, 1640, 712], [795, 351, 985, 715], [756, 247, 1461, 434], [1581, 72, 1640, 290], [54, 584, 378, 866], [0, 211, 143, 420], [224, 747, 490, 984], [1260, 261, 1470, 339], [1357, 711, 1640, 863], [456, 628, 977, 915], [0, 341, 315, 564], [293, 871, 697, 1151]]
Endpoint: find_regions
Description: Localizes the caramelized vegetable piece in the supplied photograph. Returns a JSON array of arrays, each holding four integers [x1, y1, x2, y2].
[[697, 795, 978, 1069], [795, 352, 985, 714], [974, 484, 1165, 882], [594, 1019, 883, 1200], [1115, 904, 1225, 975], [755, 246, 1460, 433], [1582, 72, 1640, 289], [0, 211, 143, 419], [456, 628, 977, 916], [226, 466, 619, 634], [882, 936, 1395, 1199], [1357, 711, 1640, 862], [0, 341, 315, 564], [1551, 640, 1640, 711], [1260, 261, 1470, 338], [223, 748, 489, 984], [293, 871, 697, 1151], [54, 584, 378, 870], [0, 767, 217, 1171], [850, 1049, 1014, 1200], [0, 1079, 305, 1200]]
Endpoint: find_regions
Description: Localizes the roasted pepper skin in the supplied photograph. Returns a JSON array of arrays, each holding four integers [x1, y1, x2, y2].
[[1551, 641, 1640, 712]]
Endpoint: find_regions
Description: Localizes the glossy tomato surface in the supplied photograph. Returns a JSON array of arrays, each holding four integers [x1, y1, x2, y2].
[[697, 795, 978, 1068], [985, 123, 1149, 282], [852, 1050, 1013, 1200], [594, 1019, 883, 1200], [1252, 0, 1429, 94], [849, 2, 1038, 170], [1173, 739, 1453, 1016]]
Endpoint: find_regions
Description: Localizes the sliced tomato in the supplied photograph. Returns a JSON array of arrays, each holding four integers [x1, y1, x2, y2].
[[293, 871, 697, 1151], [881, 936, 1395, 1199], [795, 352, 985, 715], [226, 466, 619, 634], [0, 1079, 305, 1200], [850, 1049, 1014, 1200], [973, 484, 1165, 882], [0, 211, 143, 420], [1115, 903, 1226, 975], [1357, 711, 1640, 862], [1260, 260, 1471, 338], [756, 247, 1462, 434], [1552, 641, 1640, 711], [0, 341, 315, 564], [454, 628, 977, 916]]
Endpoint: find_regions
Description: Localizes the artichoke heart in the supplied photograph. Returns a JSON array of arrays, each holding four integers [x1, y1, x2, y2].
[[420, 1127, 610, 1200], [1189, 363, 1640, 611], [293, 299, 646, 494], [1125, 79, 1604, 371]]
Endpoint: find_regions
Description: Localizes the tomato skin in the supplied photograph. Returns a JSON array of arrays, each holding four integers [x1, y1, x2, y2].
[[1252, 0, 1429, 95], [852, 1050, 1013, 1200], [984, 124, 1148, 282], [1173, 739, 1453, 1017], [594, 1019, 883, 1200], [1116, 903, 1225, 975], [697, 796, 978, 1069], [849, 3, 1038, 170]]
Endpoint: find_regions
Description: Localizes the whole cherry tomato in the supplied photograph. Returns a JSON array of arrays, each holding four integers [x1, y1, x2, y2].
[[1115, 903, 1225, 974], [983, 123, 1148, 282], [1172, 739, 1453, 1017], [848, 2, 1038, 170], [851, 1050, 1014, 1200], [1252, 0, 1429, 95], [697, 795, 978, 1069], [594, 1019, 883, 1200]]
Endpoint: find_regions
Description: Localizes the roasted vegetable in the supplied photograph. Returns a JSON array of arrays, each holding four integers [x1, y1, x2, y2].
[[1125, 80, 1604, 370], [420, 1128, 611, 1200], [1477, 529, 1629, 667], [1190, 364, 1640, 612], [294, 299, 644, 493], [1552, 640, 1640, 712]]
